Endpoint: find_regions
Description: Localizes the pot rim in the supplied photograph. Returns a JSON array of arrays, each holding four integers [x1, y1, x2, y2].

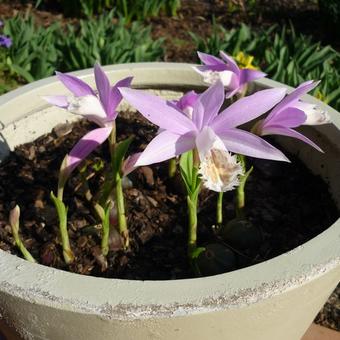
[[0, 62, 339, 320]]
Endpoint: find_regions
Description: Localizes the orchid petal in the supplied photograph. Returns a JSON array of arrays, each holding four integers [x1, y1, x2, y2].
[[67, 127, 112, 174], [240, 69, 267, 85], [264, 107, 307, 128], [225, 88, 240, 99], [192, 99, 205, 131], [197, 51, 225, 66], [219, 51, 240, 75], [108, 77, 133, 120], [194, 64, 229, 73], [177, 91, 199, 112], [195, 126, 226, 161], [293, 101, 331, 125], [56, 72, 95, 97], [119, 88, 197, 135], [94, 63, 111, 116], [122, 152, 142, 176], [199, 81, 225, 126], [135, 131, 196, 166], [267, 80, 319, 120], [67, 95, 107, 127], [260, 125, 323, 152], [218, 70, 239, 88], [211, 88, 287, 132], [218, 128, 289, 162], [42, 95, 68, 108]]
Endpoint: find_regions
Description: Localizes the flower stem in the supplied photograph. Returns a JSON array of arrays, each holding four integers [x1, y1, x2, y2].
[[236, 155, 253, 218], [51, 156, 75, 264], [217, 192, 223, 225], [115, 172, 129, 248], [51, 191, 75, 264], [187, 148, 201, 260], [101, 205, 111, 256], [109, 123, 116, 158], [187, 194, 198, 258], [168, 158, 177, 178], [108, 125, 129, 248]]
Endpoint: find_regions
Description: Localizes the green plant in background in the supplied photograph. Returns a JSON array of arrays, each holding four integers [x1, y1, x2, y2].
[[190, 22, 340, 111], [319, 0, 340, 26], [1, 12, 163, 80], [3, 15, 60, 82], [32, 0, 181, 20], [0, 50, 20, 95], [115, 0, 181, 23], [57, 11, 164, 72]]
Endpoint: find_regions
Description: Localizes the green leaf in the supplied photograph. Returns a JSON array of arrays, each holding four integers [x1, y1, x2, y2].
[[191, 247, 206, 260], [112, 136, 134, 174], [50, 191, 67, 228], [179, 150, 193, 187]]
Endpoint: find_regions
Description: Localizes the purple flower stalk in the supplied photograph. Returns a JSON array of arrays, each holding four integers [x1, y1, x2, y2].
[[120, 81, 289, 192], [253, 80, 329, 151], [44, 64, 132, 176], [194, 51, 266, 98], [0, 35, 12, 48]]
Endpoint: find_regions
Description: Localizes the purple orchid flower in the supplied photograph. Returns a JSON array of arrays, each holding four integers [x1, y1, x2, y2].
[[172, 90, 199, 119], [253, 80, 329, 152], [44, 63, 133, 176], [194, 51, 266, 99], [120, 81, 289, 192], [0, 35, 12, 48]]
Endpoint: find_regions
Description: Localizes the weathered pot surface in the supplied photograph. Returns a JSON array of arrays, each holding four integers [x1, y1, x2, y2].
[[0, 63, 339, 340]]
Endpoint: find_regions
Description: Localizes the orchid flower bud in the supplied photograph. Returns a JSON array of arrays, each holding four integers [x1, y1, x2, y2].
[[9, 205, 20, 235]]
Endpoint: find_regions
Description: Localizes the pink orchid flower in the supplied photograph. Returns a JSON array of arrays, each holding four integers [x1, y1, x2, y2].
[[253, 80, 329, 152], [44, 64, 132, 175], [194, 51, 266, 98], [120, 81, 289, 192]]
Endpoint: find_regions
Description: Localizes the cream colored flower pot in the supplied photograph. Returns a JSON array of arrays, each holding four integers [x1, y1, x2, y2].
[[0, 63, 339, 340]]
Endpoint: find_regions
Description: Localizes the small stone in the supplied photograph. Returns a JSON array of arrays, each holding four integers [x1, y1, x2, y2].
[[92, 246, 108, 272], [77, 236, 88, 248], [221, 218, 262, 250], [129, 188, 139, 197], [146, 195, 158, 207], [196, 243, 237, 276], [53, 123, 73, 138], [38, 146, 46, 153], [27, 145, 36, 160], [34, 199, 44, 209]]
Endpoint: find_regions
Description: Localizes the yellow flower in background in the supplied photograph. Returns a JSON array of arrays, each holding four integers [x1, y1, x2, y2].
[[234, 51, 258, 70], [315, 90, 329, 104]]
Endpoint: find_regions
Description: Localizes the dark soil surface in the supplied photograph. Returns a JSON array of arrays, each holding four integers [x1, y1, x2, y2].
[[0, 111, 338, 282]]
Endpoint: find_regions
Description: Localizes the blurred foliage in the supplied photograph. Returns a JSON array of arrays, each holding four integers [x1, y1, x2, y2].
[[32, 0, 181, 20], [190, 22, 340, 110], [0, 13, 163, 82], [114, 0, 181, 22], [3, 15, 59, 82], [319, 0, 340, 25], [57, 11, 164, 71], [0, 50, 21, 95]]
